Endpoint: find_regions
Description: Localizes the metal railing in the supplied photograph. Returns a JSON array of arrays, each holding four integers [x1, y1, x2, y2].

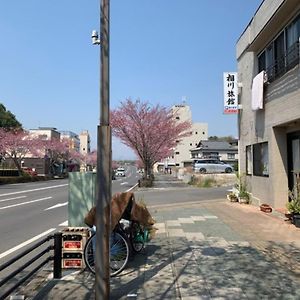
[[266, 41, 299, 83], [0, 232, 62, 300]]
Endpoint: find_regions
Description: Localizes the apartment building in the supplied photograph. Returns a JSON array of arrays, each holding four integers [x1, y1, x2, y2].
[[79, 130, 91, 155], [171, 104, 208, 167], [237, 0, 300, 208], [60, 130, 80, 152], [29, 127, 60, 140]]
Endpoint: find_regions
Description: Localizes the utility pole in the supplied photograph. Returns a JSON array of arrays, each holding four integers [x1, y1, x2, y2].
[[95, 0, 111, 299]]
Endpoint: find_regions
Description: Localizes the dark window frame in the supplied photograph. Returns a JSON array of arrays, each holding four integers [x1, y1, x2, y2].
[[257, 13, 300, 83], [253, 142, 269, 177]]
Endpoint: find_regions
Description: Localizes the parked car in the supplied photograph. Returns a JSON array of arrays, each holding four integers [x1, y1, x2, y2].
[[193, 159, 233, 174], [115, 167, 126, 177], [22, 167, 38, 176]]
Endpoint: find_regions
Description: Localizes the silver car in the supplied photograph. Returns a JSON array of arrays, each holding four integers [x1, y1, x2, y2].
[[193, 159, 233, 174]]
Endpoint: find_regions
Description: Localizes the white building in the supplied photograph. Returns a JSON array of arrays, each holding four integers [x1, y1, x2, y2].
[[171, 104, 208, 168], [155, 104, 208, 172], [60, 131, 80, 152], [29, 127, 60, 141], [79, 130, 91, 155]]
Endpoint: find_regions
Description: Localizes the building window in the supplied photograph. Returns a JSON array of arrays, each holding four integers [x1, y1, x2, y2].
[[195, 131, 198, 134], [175, 152, 179, 155], [176, 163, 180, 166], [202, 132, 205, 135], [246, 145, 252, 175], [257, 14, 300, 82], [253, 142, 269, 177], [176, 140, 180, 143], [227, 153, 235, 160], [190, 143, 192, 146], [176, 116, 180, 120]]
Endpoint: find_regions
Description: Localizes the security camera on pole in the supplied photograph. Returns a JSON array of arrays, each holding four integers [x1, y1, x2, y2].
[[92, 0, 111, 299]]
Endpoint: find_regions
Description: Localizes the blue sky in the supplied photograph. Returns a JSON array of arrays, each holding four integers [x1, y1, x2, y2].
[[0, 0, 262, 160]]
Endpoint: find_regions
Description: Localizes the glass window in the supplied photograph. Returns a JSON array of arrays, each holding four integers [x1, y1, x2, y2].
[[227, 153, 235, 160], [257, 13, 300, 82], [246, 145, 252, 175], [258, 51, 266, 73], [266, 44, 274, 80], [274, 32, 285, 76], [253, 142, 269, 177]]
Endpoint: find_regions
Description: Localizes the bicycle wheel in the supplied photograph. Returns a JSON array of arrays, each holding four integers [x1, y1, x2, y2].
[[84, 231, 129, 277], [110, 231, 129, 277], [84, 233, 96, 274], [130, 221, 145, 253]]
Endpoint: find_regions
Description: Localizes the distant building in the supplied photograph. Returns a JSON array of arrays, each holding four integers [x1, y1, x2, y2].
[[190, 140, 238, 165], [79, 130, 91, 155], [155, 103, 208, 172], [171, 104, 208, 168], [29, 127, 60, 140], [60, 131, 80, 152]]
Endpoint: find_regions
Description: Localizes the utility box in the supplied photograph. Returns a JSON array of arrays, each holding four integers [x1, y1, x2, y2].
[[61, 227, 90, 269], [68, 172, 96, 227]]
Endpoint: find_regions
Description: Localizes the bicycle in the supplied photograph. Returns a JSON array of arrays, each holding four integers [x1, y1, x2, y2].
[[84, 219, 149, 277]]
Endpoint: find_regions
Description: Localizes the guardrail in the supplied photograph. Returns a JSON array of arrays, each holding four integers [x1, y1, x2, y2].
[[0, 232, 62, 300]]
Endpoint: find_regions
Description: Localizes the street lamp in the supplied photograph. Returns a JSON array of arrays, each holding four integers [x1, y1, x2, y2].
[[92, 1, 111, 299]]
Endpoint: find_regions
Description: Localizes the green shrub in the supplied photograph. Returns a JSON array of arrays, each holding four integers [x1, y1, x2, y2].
[[197, 178, 217, 188]]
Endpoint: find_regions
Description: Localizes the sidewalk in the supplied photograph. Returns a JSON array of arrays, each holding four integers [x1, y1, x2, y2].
[[17, 174, 300, 299]]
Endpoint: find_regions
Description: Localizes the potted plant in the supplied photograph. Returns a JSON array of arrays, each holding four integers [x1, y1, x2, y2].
[[236, 173, 250, 204], [227, 191, 238, 202], [286, 188, 300, 227]]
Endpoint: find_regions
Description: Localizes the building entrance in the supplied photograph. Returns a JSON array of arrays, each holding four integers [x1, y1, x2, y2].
[[287, 131, 300, 191]]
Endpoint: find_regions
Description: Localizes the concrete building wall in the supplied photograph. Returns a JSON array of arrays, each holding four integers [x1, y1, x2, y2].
[[237, 0, 300, 208]]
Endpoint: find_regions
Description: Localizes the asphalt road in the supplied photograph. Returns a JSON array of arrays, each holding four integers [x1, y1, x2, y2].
[[0, 166, 140, 262]]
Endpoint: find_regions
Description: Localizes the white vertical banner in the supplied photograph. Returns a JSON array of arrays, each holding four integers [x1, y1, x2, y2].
[[223, 72, 238, 114]]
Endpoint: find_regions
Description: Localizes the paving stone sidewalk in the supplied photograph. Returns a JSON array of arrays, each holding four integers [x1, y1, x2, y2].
[[14, 174, 300, 299]]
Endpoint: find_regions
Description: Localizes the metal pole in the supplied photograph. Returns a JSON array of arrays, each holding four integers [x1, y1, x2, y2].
[[95, 0, 111, 299], [53, 232, 62, 279]]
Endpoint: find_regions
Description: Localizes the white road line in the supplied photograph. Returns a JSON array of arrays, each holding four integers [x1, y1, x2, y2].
[[0, 195, 26, 203], [0, 184, 68, 197], [120, 182, 128, 185], [0, 228, 56, 259], [59, 220, 68, 226], [44, 202, 68, 211], [0, 197, 52, 210]]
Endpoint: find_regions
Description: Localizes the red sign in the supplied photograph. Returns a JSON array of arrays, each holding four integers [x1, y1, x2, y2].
[[63, 260, 82, 267], [63, 241, 81, 249]]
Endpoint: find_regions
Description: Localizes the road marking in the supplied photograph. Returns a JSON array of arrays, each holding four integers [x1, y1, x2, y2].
[[0, 228, 56, 259], [44, 202, 68, 211], [126, 182, 139, 192], [0, 195, 26, 203], [0, 184, 68, 197], [59, 220, 68, 226], [120, 182, 128, 185], [0, 197, 52, 210]]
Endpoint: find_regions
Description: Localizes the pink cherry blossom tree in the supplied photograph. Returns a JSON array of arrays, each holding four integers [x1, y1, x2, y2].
[[39, 138, 71, 175], [0, 128, 42, 172], [110, 99, 191, 177]]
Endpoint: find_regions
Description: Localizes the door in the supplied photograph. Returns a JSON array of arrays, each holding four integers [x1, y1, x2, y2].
[[287, 131, 300, 191]]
